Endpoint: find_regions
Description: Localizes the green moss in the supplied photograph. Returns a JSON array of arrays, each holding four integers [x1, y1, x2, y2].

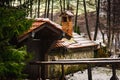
[[65, 64, 87, 75], [94, 46, 109, 58]]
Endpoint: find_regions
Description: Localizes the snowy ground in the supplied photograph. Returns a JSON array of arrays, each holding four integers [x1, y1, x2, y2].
[[66, 67, 120, 80]]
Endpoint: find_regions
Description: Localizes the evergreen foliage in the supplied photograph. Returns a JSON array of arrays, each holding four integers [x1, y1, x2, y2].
[[0, 6, 33, 79]]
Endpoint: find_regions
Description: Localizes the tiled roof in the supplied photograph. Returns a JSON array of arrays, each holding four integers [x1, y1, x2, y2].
[[54, 33, 98, 49], [35, 18, 62, 29], [54, 40, 66, 48], [18, 18, 63, 42]]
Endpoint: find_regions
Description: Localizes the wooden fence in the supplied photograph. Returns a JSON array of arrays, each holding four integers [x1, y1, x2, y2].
[[30, 58, 120, 80]]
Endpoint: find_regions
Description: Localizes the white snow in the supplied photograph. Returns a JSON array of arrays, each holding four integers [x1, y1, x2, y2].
[[66, 67, 120, 80]]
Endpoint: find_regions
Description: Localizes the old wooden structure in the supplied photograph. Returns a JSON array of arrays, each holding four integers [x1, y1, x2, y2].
[[50, 32, 98, 60], [47, 33, 98, 78], [45, 11, 98, 78], [17, 18, 65, 79], [17, 17, 98, 79]]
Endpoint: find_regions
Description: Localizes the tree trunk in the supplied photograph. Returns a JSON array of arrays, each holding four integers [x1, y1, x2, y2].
[[30, 0, 33, 18], [107, 0, 111, 48], [19, 0, 22, 5], [44, 0, 48, 18], [99, 24, 105, 43], [60, 0, 63, 13], [63, 0, 65, 11], [74, 0, 79, 32], [67, 0, 70, 10], [94, 0, 100, 40], [46, 0, 50, 18], [83, 0, 92, 40], [37, 0, 40, 18], [51, 0, 54, 21]]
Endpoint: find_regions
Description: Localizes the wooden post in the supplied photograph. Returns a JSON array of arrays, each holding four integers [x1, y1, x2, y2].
[[40, 40, 47, 80], [40, 39, 55, 80], [110, 64, 119, 80], [61, 64, 66, 80], [87, 64, 92, 80], [38, 65, 41, 80]]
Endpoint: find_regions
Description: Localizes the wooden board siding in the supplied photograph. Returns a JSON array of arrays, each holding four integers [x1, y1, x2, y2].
[[17, 18, 64, 79]]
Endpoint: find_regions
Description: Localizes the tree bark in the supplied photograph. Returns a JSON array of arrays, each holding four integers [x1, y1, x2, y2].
[[74, 0, 79, 32], [30, 0, 33, 18], [107, 0, 111, 48], [51, 0, 54, 21], [67, 0, 70, 10], [83, 0, 92, 40], [44, 0, 48, 18], [37, 0, 40, 18], [94, 0, 100, 40], [60, 0, 63, 13], [46, 0, 50, 18], [63, 0, 65, 11]]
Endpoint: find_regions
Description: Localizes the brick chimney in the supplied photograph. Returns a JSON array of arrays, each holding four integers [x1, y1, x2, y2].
[[60, 10, 74, 37]]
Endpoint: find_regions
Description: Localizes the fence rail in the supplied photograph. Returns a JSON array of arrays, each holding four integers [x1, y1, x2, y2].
[[30, 58, 120, 80]]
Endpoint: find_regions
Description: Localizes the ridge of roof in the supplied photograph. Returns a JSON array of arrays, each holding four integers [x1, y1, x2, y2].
[[35, 18, 62, 29]]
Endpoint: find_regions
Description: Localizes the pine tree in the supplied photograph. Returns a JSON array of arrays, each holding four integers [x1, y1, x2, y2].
[[0, 0, 33, 79]]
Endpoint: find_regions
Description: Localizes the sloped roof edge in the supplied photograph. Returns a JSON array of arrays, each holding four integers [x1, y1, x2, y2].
[[59, 10, 74, 17], [18, 18, 64, 42]]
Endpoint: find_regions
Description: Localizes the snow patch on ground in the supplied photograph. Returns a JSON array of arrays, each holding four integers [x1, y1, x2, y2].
[[66, 67, 120, 80]]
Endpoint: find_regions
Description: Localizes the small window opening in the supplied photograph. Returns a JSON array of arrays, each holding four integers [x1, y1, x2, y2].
[[68, 16, 72, 21], [62, 17, 67, 22]]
